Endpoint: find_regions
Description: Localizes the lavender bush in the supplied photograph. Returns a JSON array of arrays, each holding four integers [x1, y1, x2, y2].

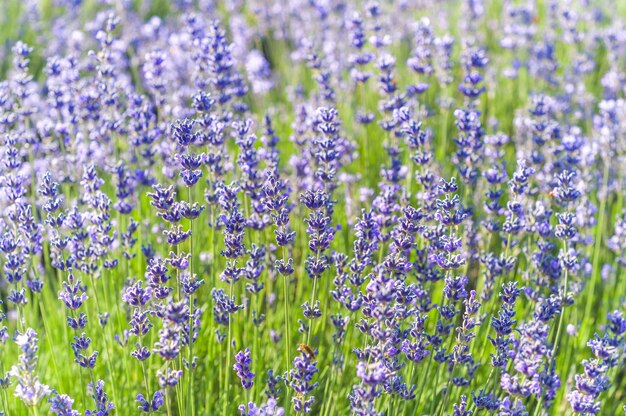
[[0, 0, 626, 414]]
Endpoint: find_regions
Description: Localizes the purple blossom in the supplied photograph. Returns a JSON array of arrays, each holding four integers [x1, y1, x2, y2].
[[288, 350, 319, 414], [233, 348, 255, 390]]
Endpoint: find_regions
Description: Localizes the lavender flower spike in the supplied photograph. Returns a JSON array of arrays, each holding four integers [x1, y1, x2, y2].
[[9, 328, 51, 407]]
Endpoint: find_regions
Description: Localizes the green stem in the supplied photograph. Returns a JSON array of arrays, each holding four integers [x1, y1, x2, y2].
[[583, 161, 610, 337], [187, 185, 195, 416], [282, 244, 292, 369], [306, 276, 318, 345], [223, 280, 234, 414]]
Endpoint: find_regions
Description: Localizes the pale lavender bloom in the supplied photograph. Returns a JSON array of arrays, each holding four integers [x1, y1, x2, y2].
[[9, 328, 51, 407], [49, 393, 80, 416]]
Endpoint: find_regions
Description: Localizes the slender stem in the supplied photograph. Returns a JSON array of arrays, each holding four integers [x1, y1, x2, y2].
[[223, 280, 234, 414], [141, 361, 151, 401], [438, 362, 455, 415], [414, 354, 433, 413], [165, 369, 173, 416], [187, 185, 195, 416], [306, 276, 318, 345], [282, 271, 292, 364], [583, 161, 610, 337], [281, 243, 292, 368]]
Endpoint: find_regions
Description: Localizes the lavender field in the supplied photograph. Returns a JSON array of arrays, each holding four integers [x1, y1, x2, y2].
[[1, 0, 626, 415]]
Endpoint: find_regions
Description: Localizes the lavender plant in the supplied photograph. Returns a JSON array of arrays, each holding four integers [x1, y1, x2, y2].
[[0, 0, 625, 415]]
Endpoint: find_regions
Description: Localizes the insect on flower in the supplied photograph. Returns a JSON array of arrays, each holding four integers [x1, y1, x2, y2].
[[298, 343, 316, 360]]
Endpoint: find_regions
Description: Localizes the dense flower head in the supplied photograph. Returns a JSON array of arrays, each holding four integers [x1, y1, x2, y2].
[[288, 350, 319, 413], [239, 398, 285, 416], [136, 390, 164, 413], [234, 348, 255, 389], [86, 380, 115, 416], [49, 393, 80, 415]]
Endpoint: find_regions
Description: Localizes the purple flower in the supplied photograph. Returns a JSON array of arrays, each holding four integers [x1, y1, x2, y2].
[[452, 394, 472, 416], [86, 380, 115, 416], [49, 393, 80, 416], [300, 189, 334, 281], [508, 160, 535, 196], [136, 390, 165, 413], [568, 310, 625, 414], [568, 390, 600, 415], [122, 281, 152, 307], [288, 350, 319, 413], [233, 348, 255, 390], [58, 272, 87, 312], [239, 398, 285, 416], [212, 288, 243, 329], [157, 368, 183, 389]]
